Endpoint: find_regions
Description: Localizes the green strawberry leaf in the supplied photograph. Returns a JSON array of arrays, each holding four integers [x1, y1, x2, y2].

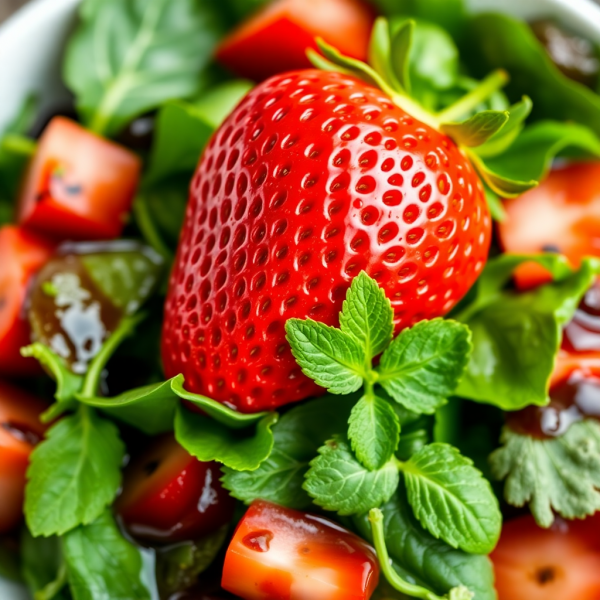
[[222, 394, 357, 509], [63, 510, 151, 600], [484, 188, 506, 222], [304, 436, 399, 516], [25, 406, 124, 537], [348, 395, 400, 471], [455, 255, 600, 410], [64, 0, 227, 136], [339, 271, 394, 360], [490, 421, 600, 528], [353, 484, 496, 600], [285, 318, 367, 395], [389, 19, 414, 93], [441, 110, 509, 147], [377, 319, 472, 414], [175, 404, 277, 471], [468, 152, 536, 197], [402, 443, 501, 554]]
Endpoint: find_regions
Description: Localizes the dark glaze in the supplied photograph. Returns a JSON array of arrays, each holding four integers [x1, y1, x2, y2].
[[29, 253, 122, 375], [116, 114, 156, 150], [508, 281, 600, 438], [531, 19, 600, 88]]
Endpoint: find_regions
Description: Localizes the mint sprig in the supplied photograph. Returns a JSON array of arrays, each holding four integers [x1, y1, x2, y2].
[[490, 420, 600, 528]]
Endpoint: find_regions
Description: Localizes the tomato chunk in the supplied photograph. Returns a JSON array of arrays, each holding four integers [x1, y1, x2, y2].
[[215, 0, 375, 81], [18, 117, 141, 241], [0, 381, 48, 533], [0, 226, 55, 376], [498, 162, 600, 289], [491, 513, 600, 600], [116, 435, 235, 544], [222, 500, 379, 600]]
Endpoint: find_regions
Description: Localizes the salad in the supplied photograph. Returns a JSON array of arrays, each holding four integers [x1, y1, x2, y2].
[[2, 0, 600, 598]]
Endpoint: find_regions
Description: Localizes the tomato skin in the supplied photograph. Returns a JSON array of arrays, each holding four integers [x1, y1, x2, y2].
[[491, 513, 600, 600], [17, 117, 141, 241], [116, 435, 235, 544], [215, 0, 375, 81], [0, 226, 55, 376], [498, 162, 600, 290], [222, 500, 379, 600], [0, 381, 48, 533]]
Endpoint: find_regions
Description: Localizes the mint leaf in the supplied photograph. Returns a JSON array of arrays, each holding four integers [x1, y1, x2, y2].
[[63, 510, 150, 600], [490, 421, 600, 528], [175, 405, 277, 471], [441, 110, 509, 147], [455, 256, 599, 410], [353, 485, 496, 600], [377, 319, 471, 414], [286, 319, 366, 394], [64, 0, 226, 136], [25, 407, 124, 537], [222, 394, 357, 508], [339, 271, 394, 360], [21, 531, 67, 599], [402, 443, 501, 554], [304, 436, 399, 515], [348, 395, 400, 470]]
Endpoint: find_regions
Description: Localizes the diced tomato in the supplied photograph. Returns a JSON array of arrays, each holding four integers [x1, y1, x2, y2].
[[222, 500, 379, 600], [0, 226, 54, 376], [498, 162, 600, 290], [17, 117, 141, 241], [491, 513, 600, 600], [215, 0, 375, 81], [0, 381, 48, 533], [116, 435, 235, 544]]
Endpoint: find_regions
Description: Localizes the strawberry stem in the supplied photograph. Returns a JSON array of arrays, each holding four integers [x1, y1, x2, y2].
[[436, 70, 509, 123]]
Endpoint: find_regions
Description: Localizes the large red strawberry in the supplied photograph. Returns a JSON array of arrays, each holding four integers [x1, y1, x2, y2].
[[161, 24, 532, 413]]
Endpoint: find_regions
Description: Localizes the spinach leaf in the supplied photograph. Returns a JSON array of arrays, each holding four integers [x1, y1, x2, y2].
[[463, 12, 600, 134], [63, 510, 150, 600], [222, 394, 357, 508], [454, 255, 600, 410], [353, 484, 496, 600], [64, 0, 227, 136]]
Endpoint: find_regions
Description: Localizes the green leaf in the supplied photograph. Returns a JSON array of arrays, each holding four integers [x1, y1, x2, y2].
[[63, 510, 150, 600], [490, 421, 600, 528], [192, 79, 253, 129], [64, 0, 227, 136], [304, 436, 399, 516], [353, 485, 496, 600], [348, 395, 400, 470], [339, 271, 393, 359], [463, 12, 600, 136], [483, 188, 506, 222], [285, 319, 366, 394], [20, 344, 83, 407], [378, 319, 472, 414], [175, 404, 277, 471], [21, 531, 69, 600], [0, 538, 21, 583], [25, 407, 124, 537], [441, 110, 509, 147], [222, 394, 357, 509], [455, 256, 600, 410], [402, 443, 501, 554], [171, 374, 270, 428], [389, 19, 414, 93], [78, 378, 177, 435], [468, 152, 536, 198], [156, 526, 228, 598]]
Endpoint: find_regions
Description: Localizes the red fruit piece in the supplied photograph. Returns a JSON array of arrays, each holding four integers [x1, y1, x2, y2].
[[0, 381, 48, 533], [162, 70, 491, 412], [0, 226, 55, 376], [491, 513, 600, 600], [215, 0, 374, 82], [222, 500, 379, 600], [498, 161, 600, 290], [17, 117, 141, 241], [116, 435, 235, 544]]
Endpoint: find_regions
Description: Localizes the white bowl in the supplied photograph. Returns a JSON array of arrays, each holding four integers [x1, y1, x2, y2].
[[2, 0, 600, 597]]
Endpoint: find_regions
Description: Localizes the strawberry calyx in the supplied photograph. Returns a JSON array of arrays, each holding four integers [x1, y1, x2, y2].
[[309, 17, 536, 198]]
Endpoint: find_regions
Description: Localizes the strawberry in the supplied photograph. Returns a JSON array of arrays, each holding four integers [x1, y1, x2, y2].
[[162, 68, 491, 412]]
